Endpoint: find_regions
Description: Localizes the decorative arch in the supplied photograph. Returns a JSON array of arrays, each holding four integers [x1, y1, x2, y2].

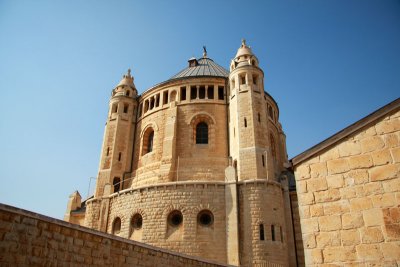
[[140, 122, 159, 138], [189, 113, 216, 147], [188, 112, 216, 125]]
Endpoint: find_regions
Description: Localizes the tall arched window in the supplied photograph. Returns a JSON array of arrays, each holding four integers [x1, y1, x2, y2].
[[196, 122, 208, 144], [148, 131, 154, 153], [142, 128, 155, 155], [270, 134, 276, 160]]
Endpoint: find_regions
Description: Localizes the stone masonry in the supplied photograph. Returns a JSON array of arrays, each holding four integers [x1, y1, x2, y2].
[[292, 100, 400, 266], [0, 203, 230, 267]]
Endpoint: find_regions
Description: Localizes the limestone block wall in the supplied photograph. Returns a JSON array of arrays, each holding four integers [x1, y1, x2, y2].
[[0, 203, 229, 267], [105, 182, 227, 264], [238, 181, 288, 267], [294, 110, 400, 266]]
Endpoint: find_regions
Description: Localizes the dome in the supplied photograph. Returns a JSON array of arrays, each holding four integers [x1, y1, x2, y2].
[[169, 57, 229, 81], [117, 69, 136, 89], [235, 39, 254, 59]]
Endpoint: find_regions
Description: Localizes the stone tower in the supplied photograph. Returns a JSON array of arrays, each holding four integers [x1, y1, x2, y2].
[[87, 70, 138, 231], [228, 40, 292, 266]]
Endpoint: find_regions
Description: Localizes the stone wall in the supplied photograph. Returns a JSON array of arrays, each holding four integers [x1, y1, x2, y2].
[[0, 203, 230, 267], [294, 109, 400, 266]]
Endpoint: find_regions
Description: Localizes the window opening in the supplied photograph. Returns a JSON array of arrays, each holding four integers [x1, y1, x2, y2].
[[180, 87, 186, 100], [196, 122, 208, 144], [126, 90, 130, 96], [258, 113, 261, 122], [168, 210, 183, 227], [106, 147, 110, 156], [190, 86, 197, 99], [199, 86, 205, 99], [262, 154, 265, 167], [123, 104, 128, 113], [118, 152, 122, 161], [207, 86, 214, 99], [163, 91, 168, 104], [155, 94, 160, 107], [131, 214, 143, 230], [253, 74, 258, 85], [244, 118, 247, 128], [150, 98, 155, 110], [112, 104, 118, 113], [240, 75, 246, 85], [148, 131, 154, 153], [113, 177, 121, 193], [218, 86, 224, 100], [280, 226, 283, 242], [197, 210, 214, 227], [271, 225, 275, 241], [259, 224, 265, 240], [144, 100, 149, 113], [268, 106, 273, 119], [112, 217, 121, 234]]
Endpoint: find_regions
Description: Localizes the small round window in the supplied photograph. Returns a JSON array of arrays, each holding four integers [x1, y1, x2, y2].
[[131, 214, 143, 230], [197, 210, 214, 226], [168, 210, 183, 227]]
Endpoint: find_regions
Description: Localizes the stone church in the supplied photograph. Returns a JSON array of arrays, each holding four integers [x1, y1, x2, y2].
[[65, 40, 400, 266]]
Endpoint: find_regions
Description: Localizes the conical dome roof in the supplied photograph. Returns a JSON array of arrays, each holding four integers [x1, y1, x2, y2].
[[117, 69, 136, 89], [169, 57, 229, 80]]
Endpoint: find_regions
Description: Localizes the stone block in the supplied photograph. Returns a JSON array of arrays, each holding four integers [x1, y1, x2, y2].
[[356, 244, 383, 260], [391, 147, 400, 163], [363, 182, 383, 196], [338, 140, 361, 157], [295, 165, 310, 180], [384, 224, 400, 241], [328, 159, 350, 175], [324, 201, 349, 215], [298, 192, 314, 206], [369, 165, 398, 182], [299, 205, 310, 219], [316, 231, 341, 248], [349, 155, 373, 169], [340, 187, 357, 199], [303, 234, 316, 249], [350, 198, 373, 211], [310, 162, 328, 178], [361, 136, 385, 153], [375, 118, 400, 134], [326, 175, 344, 189], [323, 246, 357, 263], [301, 218, 319, 234], [342, 212, 364, 229], [319, 215, 342, 231], [314, 189, 341, 203], [297, 180, 307, 193], [380, 242, 400, 260], [383, 206, 400, 224], [385, 133, 399, 148], [363, 208, 383, 227], [360, 226, 384, 244], [320, 148, 340, 162], [370, 193, 396, 208], [371, 149, 393, 166], [382, 178, 400, 193], [341, 229, 360, 246], [310, 204, 324, 217], [347, 170, 369, 185], [307, 177, 328, 192]]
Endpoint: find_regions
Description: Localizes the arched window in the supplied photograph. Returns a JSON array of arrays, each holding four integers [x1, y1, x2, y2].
[[270, 134, 276, 160], [196, 122, 208, 144], [147, 131, 154, 153], [142, 128, 155, 155], [112, 217, 121, 235]]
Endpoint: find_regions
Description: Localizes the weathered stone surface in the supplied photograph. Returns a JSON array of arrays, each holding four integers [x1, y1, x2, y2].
[[371, 149, 393, 166], [360, 227, 384, 244], [307, 177, 328, 192], [360, 136, 385, 153], [370, 165, 398, 182], [327, 159, 350, 174], [338, 140, 361, 157], [319, 215, 342, 231], [363, 208, 383, 227]]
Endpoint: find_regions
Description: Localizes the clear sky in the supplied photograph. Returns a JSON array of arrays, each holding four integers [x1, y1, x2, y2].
[[0, 0, 399, 219]]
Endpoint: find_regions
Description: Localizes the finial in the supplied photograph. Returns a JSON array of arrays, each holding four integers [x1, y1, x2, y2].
[[127, 68, 131, 76], [241, 39, 246, 47], [203, 46, 207, 57]]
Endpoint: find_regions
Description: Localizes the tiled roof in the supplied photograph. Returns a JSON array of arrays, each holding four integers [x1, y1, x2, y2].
[[169, 57, 229, 80]]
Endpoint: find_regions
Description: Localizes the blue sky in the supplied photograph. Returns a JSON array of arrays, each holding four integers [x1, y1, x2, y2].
[[0, 0, 399, 219]]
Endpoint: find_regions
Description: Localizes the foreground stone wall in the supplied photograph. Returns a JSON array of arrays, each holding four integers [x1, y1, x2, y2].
[[0, 203, 229, 267], [294, 110, 400, 266]]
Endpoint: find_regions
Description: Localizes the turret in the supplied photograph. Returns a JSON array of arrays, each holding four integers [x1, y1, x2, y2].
[[94, 69, 138, 198]]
